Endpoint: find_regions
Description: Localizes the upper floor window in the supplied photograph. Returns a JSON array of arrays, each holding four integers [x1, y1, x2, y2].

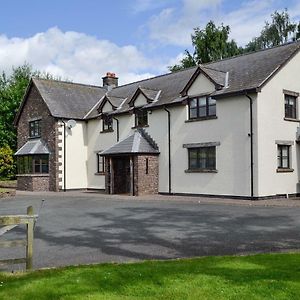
[[102, 115, 113, 132], [188, 146, 216, 171], [188, 97, 216, 120], [135, 110, 148, 127], [285, 94, 297, 119], [29, 120, 41, 138], [17, 155, 49, 174]]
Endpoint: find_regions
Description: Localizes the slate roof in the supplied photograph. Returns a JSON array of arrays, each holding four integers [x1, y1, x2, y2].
[[101, 128, 159, 156], [15, 139, 50, 156], [16, 41, 300, 122], [104, 41, 300, 114]]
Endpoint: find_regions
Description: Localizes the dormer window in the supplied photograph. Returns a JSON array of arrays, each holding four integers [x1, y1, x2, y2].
[[29, 120, 41, 138], [188, 96, 216, 120], [135, 110, 148, 127], [102, 115, 113, 132]]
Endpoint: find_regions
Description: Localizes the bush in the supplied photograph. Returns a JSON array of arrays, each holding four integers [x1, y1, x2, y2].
[[0, 145, 15, 180]]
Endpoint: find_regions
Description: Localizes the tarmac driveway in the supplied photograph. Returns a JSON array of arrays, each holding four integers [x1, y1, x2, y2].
[[1, 192, 300, 270]]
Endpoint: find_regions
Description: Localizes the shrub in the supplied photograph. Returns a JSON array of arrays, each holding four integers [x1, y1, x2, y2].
[[0, 145, 15, 180]]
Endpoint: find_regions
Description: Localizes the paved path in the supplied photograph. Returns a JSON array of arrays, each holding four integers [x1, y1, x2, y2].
[[1, 191, 300, 270]]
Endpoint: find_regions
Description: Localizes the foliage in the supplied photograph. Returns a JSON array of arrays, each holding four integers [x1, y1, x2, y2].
[[0, 64, 59, 152], [170, 9, 300, 72], [0, 145, 15, 179], [169, 21, 242, 71], [244, 9, 298, 52], [0, 253, 300, 299]]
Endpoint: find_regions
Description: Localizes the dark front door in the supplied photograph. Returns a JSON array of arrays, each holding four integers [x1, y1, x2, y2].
[[113, 157, 131, 194]]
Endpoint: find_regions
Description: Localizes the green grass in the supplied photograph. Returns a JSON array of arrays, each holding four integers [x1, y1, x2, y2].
[[0, 253, 300, 300]]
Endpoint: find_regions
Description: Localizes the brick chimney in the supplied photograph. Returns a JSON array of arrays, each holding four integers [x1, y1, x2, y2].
[[102, 72, 118, 91]]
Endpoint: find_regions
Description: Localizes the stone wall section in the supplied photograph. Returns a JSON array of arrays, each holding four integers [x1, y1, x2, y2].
[[134, 155, 159, 195], [16, 84, 59, 191]]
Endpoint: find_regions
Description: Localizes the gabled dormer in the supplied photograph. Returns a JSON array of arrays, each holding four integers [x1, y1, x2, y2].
[[181, 65, 227, 97], [97, 95, 125, 114], [128, 87, 161, 107], [182, 66, 228, 122]]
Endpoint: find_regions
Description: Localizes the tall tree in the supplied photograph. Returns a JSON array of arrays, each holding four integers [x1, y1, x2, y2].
[[169, 21, 242, 72], [245, 9, 298, 52]]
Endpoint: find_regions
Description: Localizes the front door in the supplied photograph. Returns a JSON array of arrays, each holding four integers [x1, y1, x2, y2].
[[113, 157, 131, 194]]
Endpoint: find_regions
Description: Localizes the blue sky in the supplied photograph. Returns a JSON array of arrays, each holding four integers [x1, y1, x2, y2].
[[0, 0, 299, 85]]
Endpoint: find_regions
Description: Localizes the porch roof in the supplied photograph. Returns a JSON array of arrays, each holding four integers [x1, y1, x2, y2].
[[100, 129, 159, 156], [15, 139, 50, 156]]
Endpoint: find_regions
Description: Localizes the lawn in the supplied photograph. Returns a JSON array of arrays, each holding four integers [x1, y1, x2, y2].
[[0, 253, 299, 300]]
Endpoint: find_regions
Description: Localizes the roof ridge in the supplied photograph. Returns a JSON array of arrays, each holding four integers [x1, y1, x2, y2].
[[204, 40, 300, 66], [113, 66, 198, 90], [32, 77, 105, 90]]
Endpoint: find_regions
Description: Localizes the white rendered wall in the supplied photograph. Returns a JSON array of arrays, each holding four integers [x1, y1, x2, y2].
[[188, 73, 216, 96], [134, 93, 148, 107], [58, 120, 88, 190], [146, 97, 253, 196], [85, 71, 255, 196], [86, 114, 135, 189], [256, 51, 300, 197]]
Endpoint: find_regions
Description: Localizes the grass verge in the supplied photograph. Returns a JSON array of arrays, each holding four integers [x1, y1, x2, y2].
[[0, 253, 300, 300]]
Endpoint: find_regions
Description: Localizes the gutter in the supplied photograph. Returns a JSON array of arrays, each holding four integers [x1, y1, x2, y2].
[[164, 107, 172, 194], [245, 93, 254, 198]]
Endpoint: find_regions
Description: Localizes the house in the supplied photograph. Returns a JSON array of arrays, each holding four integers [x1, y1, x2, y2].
[[14, 41, 300, 199]]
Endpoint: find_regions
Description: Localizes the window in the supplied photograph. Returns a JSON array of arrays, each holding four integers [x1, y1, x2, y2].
[[145, 158, 149, 174], [29, 120, 41, 138], [102, 115, 113, 131], [285, 94, 297, 119], [135, 110, 148, 127], [17, 155, 49, 174], [97, 153, 105, 173], [277, 145, 291, 169], [188, 97, 216, 119], [188, 147, 216, 171]]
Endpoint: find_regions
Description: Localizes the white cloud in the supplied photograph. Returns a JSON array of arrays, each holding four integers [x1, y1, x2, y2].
[[147, 0, 300, 47], [148, 0, 222, 46], [0, 27, 158, 85], [132, 0, 170, 14]]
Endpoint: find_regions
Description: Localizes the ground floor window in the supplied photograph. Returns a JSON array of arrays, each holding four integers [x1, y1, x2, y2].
[[188, 147, 216, 171], [277, 145, 291, 169], [17, 155, 49, 174], [97, 153, 105, 173]]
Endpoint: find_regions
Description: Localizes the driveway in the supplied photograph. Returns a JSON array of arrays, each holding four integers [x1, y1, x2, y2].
[[1, 192, 300, 270]]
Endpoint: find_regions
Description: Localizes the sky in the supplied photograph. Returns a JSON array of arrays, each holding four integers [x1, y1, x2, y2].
[[0, 0, 299, 85]]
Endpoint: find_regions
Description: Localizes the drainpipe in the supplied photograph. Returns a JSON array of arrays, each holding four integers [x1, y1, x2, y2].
[[245, 93, 254, 198], [164, 107, 171, 194], [61, 120, 67, 192], [112, 116, 119, 142]]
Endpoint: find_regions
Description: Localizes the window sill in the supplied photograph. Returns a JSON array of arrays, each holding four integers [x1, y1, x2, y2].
[[28, 136, 41, 139], [131, 125, 149, 129], [100, 129, 114, 134], [284, 117, 300, 122], [185, 116, 217, 123], [185, 169, 218, 173], [17, 173, 50, 177], [276, 168, 294, 173], [95, 172, 106, 176]]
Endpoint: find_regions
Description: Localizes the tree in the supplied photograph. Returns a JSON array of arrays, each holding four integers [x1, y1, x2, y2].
[[0, 64, 59, 151], [169, 21, 242, 71], [245, 9, 298, 52]]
